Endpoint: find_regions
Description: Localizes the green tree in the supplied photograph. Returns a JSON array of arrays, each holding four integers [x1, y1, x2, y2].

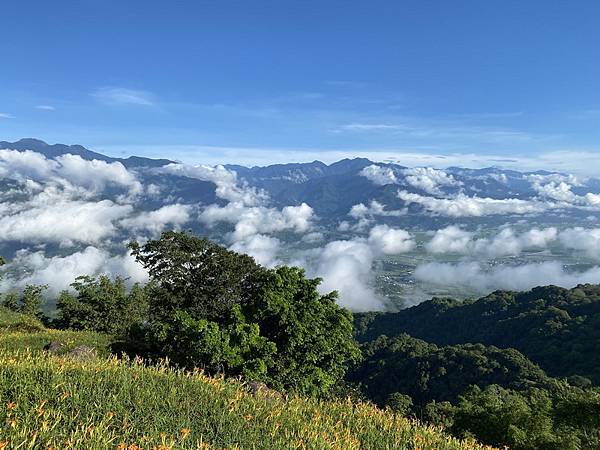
[[129, 231, 263, 323], [429, 385, 584, 450], [241, 266, 361, 396], [54, 275, 148, 337], [128, 232, 360, 397], [386, 392, 414, 415], [1, 292, 19, 311], [145, 308, 276, 380], [20, 284, 47, 318]]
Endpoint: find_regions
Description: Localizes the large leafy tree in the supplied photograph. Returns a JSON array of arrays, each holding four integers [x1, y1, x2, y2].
[[129, 231, 263, 323], [241, 266, 360, 395], [128, 231, 360, 397]]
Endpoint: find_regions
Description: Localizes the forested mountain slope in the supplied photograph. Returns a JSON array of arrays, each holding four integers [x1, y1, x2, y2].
[[355, 284, 600, 384]]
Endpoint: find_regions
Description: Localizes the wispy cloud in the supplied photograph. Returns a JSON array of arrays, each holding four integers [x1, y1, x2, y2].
[[35, 105, 55, 111], [445, 111, 525, 120], [91, 87, 155, 106], [331, 121, 543, 144], [334, 123, 408, 132], [0, 112, 14, 119]]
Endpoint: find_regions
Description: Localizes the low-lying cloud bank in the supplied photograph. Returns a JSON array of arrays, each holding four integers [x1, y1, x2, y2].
[[4, 147, 600, 311], [414, 261, 600, 293], [306, 224, 416, 311], [0, 247, 148, 297], [425, 225, 600, 260], [398, 191, 558, 217]]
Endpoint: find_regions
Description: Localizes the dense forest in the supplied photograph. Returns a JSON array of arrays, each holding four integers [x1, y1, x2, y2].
[[355, 285, 600, 384], [2, 232, 600, 449]]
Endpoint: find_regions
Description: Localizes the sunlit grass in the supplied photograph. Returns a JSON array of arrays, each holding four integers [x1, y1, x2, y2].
[[0, 308, 495, 449]]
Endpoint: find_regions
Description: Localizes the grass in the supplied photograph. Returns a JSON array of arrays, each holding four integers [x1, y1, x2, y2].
[[0, 307, 111, 357], [0, 308, 495, 449]]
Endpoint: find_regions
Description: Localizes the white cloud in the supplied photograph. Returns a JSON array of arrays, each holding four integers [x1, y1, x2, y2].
[[425, 226, 558, 257], [526, 174, 600, 208], [360, 164, 398, 185], [558, 227, 600, 259], [0, 149, 57, 180], [0, 247, 148, 296], [162, 163, 267, 205], [533, 181, 577, 202], [0, 185, 132, 246], [35, 105, 55, 111], [54, 154, 143, 197], [229, 234, 281, 267], [0, 150, 149, 246], [527, 173, 582, 189], [119, 204, 192, 235], [349, 200, 405, 219], [343, 200, 406, 231], [92, 87, 155, 106], [311, 239, 386, 311], [302, 225, 414, 311], [367, 224, 415, 255], [336, 123, 407, 132], [425, 226, 475, 254], [199, 202, 314, 241], [414, 261, 600, 293], [398, 190, 557, 217], [0, 149, 143, 198], [402, 167, 462, 195], [0, 113, 15, 119]]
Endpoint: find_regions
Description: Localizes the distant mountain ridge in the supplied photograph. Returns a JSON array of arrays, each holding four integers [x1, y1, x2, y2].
[[3, 138, 600, 221], [0, 138, 174, 168]]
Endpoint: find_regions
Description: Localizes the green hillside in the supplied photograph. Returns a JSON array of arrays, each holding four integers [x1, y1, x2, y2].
[[355, 284, 600, 384], [0, 307, 491, 450], [347, 334, 551, 407]]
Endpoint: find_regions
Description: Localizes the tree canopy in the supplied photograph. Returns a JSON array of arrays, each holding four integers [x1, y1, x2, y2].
[[126, 232, 359, 396], [129, 231, 263, 323]]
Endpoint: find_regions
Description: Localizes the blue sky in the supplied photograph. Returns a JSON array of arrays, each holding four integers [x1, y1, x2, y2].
[[1, 1, 599, 170]]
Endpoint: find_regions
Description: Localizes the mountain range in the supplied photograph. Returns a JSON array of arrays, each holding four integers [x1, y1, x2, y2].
[[3, 138, 599, 223]]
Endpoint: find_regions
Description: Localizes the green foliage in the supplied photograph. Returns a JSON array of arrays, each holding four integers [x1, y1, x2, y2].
[[140, 308, 276, 380], [0, 305, 488, 449], [0, 285, 48, 319], [128, 232, 360, 397], [424, 384, 600, 450], [353, 286, 600, 449], [241, 266, 361, 396], [53, 275, 148, 337], [348, 334, 550, 407], [19, 284, 47, 318], [0, 306, 45, 333], [1, 292, 19, 312], [387, 392, 413, 415], [355, 284, 600, 383], [129, 231, 263, 323], [0, 306, 110, 355]]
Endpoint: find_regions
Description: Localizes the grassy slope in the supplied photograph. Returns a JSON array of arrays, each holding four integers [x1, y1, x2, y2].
[[0, 308, 494, 449]]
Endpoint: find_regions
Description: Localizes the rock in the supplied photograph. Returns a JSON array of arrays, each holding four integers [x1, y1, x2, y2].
[[65, 345, 97, 360], [246, 381, 284, 399], [44, 341, 66, 355]]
